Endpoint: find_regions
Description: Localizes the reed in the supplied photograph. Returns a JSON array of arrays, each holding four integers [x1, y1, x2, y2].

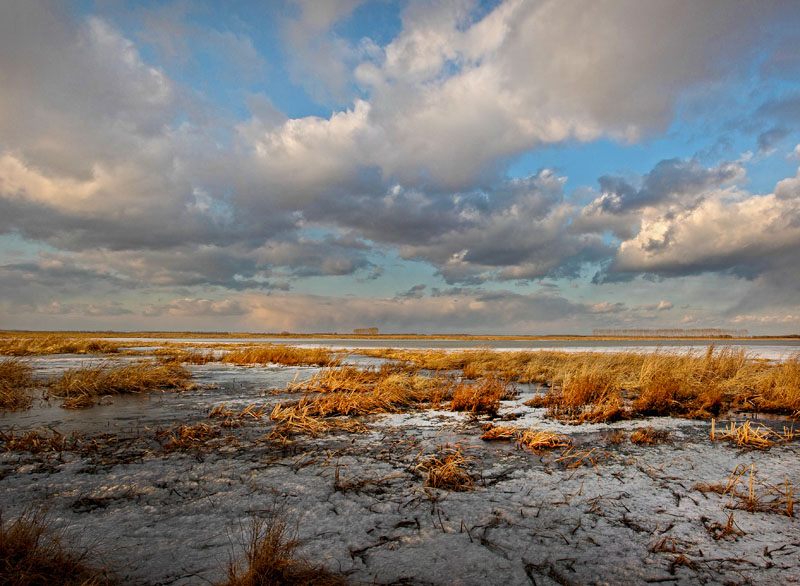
[[222, 345, 337, 367], [0, 506, 118, 585], [49, 361, 191, 408], [415, 445, 475, 491], [0, 358, 34, 410], [480, 424, 571, 452], [629, 427, 670, 445], [0, 335, 121, 356], [711, 420, 794, 449], [157, 423, 222, 452], [220, 509, 347, 586], [0, 429, 76, 453], [450, 376, 511, 416], [155, 348, 217, 364]]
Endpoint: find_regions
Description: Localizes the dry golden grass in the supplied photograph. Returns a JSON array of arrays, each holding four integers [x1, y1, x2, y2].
[[710, 419, 794, 449], [220, 510, 347, 586], [516, 429, 572, 452], [157, 423, 224, 452], [480, 424, 571, 452], [49, 361, 191, 409], [368, 345, 800, 422], [630, 427, 671, 445], [268, 403, 368, 443], [280, 367, 454, 425], [0, 335, 121, 356], [222, 345, 337, 367], [0, 429, 76, 453], [0, 358, 34, 410], [415, 445, 475, 491], [154, 348, 217, 364], [0, 506, 118, 585], [450, 376, 511, 416], [744, 354, 800, 415]]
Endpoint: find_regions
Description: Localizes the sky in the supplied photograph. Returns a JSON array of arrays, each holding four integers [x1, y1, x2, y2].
[[2, 0, 800, 335]]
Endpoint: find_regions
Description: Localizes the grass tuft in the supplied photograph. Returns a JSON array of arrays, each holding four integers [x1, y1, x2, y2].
[[0, 506, 117, 585], [630, 427, 671, 445], [480, 424, 571, 452], [415, 444, 475, 491], [450, 376, 511, 416], [49, 361, 191, 408], [0, 358, 34, 410], [220, 509, 347, 586]]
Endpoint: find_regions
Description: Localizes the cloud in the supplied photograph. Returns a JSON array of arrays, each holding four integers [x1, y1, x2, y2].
[[143, 297, 247, 317], [611, 167, 800, 278], [573, 158, 744, 239]]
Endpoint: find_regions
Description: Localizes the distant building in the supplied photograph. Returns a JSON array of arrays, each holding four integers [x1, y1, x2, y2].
[[353, 327, 379, 335]]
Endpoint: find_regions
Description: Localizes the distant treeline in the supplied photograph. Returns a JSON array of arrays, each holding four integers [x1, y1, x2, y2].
[[592, 328, 749, 337]]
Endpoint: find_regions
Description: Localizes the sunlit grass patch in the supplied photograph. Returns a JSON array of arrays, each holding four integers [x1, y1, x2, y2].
[[744, 354, 800, 416], [221, 508, 347, 586], [0, 506, 118, 585], [629, 427, 671, 445], [450, 376, 512, 416], [49, 361, 191, 408], [222, 345, 337, 367], [268, 403, 367, 443], [0, 358, 34, 410], [480, 423, 571, 453], [280, 367, 455, 426], [415, 444, 475, 491], [366, 345, 800, 421], [154, 348, 217, 364], [710, 419, 794, 449], [0, 335, 121, 356]]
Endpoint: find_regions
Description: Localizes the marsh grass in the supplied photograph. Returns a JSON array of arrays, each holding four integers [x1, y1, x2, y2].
[[274, 368, 455, 435], [480, 424, 571, 452], [450, 376, 512, 416], [629, 427, 671, 445], [710, 420, 794, 449], [155, 348, 217, 364], [49, 361, 191, 408], [222, 345, 337, 367], [368, 346, 800, 421], [0, 506, 117, 585], [0, 358, 34, 410], [221, 510, 347, 586], [0, 429, 76, 453], [0, 335, 121, 356], [268, 403, 368, 442], [415, 445, 475, 491], [156, 423, 226, 452]]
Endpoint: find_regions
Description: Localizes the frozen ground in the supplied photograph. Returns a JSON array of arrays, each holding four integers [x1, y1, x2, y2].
[[1, 354, 799, 585]]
